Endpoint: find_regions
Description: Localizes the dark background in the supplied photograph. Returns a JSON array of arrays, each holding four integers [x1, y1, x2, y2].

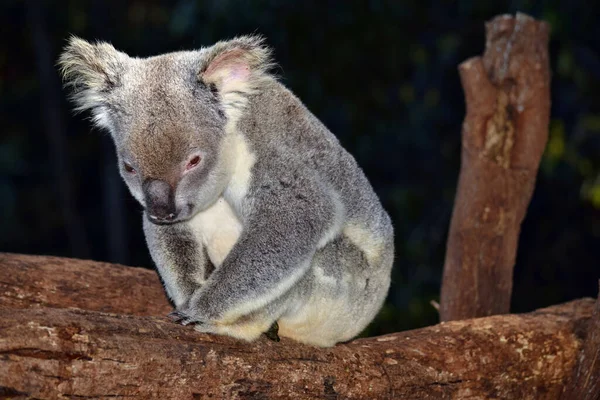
[[1, 0, 598, 335]]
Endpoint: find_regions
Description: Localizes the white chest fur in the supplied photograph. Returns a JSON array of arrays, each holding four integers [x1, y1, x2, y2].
[[185, 132, 254, 268], [222, 132, 256, 212], [187, 198, 243, 267]]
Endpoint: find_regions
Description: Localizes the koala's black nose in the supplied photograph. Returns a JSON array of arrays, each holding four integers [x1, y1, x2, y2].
[[143, 179, 178, 223]]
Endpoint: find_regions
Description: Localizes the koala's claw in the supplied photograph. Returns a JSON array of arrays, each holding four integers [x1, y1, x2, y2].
[[168, 310, 191, 324], [264, 321, 281, 342], [180, 317, 197, 326]]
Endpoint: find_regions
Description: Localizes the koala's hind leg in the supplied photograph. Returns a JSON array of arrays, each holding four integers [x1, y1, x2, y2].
[[277, 235, 391, 347]]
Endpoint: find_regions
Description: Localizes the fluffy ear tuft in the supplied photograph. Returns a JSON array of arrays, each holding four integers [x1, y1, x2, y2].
[[58, 36, 127, 114], [198, 35, 274, 124]]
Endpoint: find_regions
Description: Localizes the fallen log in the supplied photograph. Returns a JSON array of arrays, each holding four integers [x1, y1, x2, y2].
[[440, 13, 551, 321], [0, 253, 594, 399]]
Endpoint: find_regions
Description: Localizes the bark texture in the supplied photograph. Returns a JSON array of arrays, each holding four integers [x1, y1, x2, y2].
[[0, 253, 171, 316], [440, 13, 551, 321], [561, 282, 600, 400], [0, 253, 595, 399]]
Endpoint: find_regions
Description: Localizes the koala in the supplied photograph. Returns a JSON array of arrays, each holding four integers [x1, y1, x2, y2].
[[59, 35, 394, 347]]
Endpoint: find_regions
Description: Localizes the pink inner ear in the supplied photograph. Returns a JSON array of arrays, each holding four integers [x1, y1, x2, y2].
[[204, 48, 250, 82], [228, 65, 251, 80]]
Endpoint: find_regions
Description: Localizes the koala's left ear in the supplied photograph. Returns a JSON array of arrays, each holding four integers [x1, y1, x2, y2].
[[58, 36, 128, 115], [198, 36, 273, 120]]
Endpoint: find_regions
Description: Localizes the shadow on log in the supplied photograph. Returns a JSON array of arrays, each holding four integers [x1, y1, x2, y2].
[[561, 281, 600, 400], [0, 253, 595, 399]]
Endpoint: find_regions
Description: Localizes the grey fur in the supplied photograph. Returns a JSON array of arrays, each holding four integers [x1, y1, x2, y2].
[[59, 35, 394, 347]]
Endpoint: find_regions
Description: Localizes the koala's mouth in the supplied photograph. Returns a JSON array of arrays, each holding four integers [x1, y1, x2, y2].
[[145, 203, 195, 225], [146, 212, 179, 225]]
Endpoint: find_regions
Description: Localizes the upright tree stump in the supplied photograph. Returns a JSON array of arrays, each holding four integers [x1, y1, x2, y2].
[[440, 13, 551, 321]]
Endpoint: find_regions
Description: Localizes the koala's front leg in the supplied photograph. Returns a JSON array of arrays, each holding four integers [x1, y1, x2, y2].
[[143, 216, 211, 311], [182, 167, 335, 327]]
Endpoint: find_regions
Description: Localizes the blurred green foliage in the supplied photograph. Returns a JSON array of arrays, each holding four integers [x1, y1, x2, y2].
[[0, 0, 598, 334]]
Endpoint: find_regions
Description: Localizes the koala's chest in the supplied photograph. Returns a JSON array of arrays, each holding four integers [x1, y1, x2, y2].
[[187, 198, 243, 267]]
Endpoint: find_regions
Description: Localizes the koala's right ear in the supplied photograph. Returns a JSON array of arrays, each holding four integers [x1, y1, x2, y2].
[[58, 36, 128, 117]]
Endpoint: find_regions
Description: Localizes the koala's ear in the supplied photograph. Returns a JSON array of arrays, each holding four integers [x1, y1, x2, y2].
[[58, 36, 128, 115], [198, 36, 273, 121]]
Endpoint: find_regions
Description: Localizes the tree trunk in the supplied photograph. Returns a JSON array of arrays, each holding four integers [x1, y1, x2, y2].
[[0, 253, 595, 399], [439, 13, 551, 321]]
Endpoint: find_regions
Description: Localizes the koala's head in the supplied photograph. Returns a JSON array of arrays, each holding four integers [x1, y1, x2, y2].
[[59, 36, 272, 224]]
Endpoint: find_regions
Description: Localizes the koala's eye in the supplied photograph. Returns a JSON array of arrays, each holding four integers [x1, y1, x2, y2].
[[186, 155, 201, 171], [123, 162, 136, 174]]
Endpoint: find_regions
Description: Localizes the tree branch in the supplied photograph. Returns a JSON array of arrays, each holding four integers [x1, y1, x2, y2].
[[0, 253, 594, 399], [0, 253, 170, 316]]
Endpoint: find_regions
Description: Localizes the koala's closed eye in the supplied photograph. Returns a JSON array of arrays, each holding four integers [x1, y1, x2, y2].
[[123, 162, 136, 174], [185, 155, 201, 171]]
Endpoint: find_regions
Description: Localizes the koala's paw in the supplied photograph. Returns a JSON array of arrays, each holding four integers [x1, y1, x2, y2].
[[167, 310, 204, 326]]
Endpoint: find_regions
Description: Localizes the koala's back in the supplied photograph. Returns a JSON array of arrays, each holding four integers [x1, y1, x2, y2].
[[240, 80, 394, 267], [232, 80, 394, 345]]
